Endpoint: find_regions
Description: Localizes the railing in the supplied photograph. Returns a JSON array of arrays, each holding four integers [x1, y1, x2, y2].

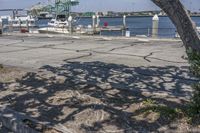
[[100, 27, 177, 38]]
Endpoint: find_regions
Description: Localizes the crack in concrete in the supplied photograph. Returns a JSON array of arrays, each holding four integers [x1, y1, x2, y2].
[[64, 53, 93, 61], [0, 37, 187, 64], [143, 51, 161, 62], [108, 44, 136, 52], [0, 39, 24, 48], [91, 50, 187, 64], [0, 41, 77, 53]]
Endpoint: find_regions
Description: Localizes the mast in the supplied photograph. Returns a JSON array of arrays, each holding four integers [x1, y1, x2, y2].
[[55, 0, 79, 17], [29, 0, 79, 18]]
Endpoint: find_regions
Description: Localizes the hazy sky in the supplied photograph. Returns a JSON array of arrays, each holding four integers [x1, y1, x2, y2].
[[0, 0, 199, 12]]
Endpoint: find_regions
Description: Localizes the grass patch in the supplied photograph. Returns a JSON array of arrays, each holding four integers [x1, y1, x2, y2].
[[141, 99, 200, 125], [142, 99, 156, 106], [144, 105, 181, 118], [141, 99, 184, 119]]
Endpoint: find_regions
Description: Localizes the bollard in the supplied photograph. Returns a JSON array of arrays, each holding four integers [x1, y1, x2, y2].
[[123, 15, 126, 28], [152, 14, 159, 38], [68, 16, 73, 34], [147, 27, 150, 37], [92, 15, 96, 33], [96, 15, 100, 28], [0, 18, 2, 35], [122, 15, 126, 36], [19, 19, 22, 32]]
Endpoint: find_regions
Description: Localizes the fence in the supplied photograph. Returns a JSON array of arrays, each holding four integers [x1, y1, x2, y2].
[[100, 27, 177, 38]]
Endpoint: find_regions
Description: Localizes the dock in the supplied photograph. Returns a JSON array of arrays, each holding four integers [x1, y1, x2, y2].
[[82, 26, 128, 35], [100, 26, 128, 32]]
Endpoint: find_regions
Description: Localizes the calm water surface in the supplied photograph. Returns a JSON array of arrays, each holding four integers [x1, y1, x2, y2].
[[71, 16, 200, 38]]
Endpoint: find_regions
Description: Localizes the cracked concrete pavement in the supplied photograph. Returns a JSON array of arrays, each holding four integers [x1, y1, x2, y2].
[[0, 34, 199, 132], [0, 34, 187, 69], [0, 34, 195, 100]]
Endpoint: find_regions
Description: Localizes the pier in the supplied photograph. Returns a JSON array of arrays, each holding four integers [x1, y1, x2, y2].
[[100, 26, 127, 31]]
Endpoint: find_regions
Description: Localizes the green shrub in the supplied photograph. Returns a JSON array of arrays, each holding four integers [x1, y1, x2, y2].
[[190, 84, 200, 116], [187, 49, 200, 116]]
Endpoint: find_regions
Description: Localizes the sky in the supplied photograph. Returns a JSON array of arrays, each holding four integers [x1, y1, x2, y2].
[[0, 0, 199, 13]]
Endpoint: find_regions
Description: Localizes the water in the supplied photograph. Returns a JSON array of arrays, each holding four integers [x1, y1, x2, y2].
[[72, 16, 200, 38], [4, 16, 200, 38]]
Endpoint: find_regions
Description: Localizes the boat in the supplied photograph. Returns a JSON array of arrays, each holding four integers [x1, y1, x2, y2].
[[47, 15, 69, 28], [9, 15, 36, 28], [39, 14, 69, 34], [48, 19, 69, 27], [37, 12, 53, 20], [38, 27, 70, 34], [37, 0, 97, 35], [38, 0, 79, 34]]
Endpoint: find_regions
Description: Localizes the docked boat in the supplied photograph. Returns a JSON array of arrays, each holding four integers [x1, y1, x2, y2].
[[9, 15, 36, 28], [37, 12, 53, 20], [37, 0, 92, 35], [38, 27, 70, 34], [38, 14, 70, 34], [48, 19, 69, 28]]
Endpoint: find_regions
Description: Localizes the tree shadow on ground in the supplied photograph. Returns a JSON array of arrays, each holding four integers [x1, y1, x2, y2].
[[0, 61, 198, 132]]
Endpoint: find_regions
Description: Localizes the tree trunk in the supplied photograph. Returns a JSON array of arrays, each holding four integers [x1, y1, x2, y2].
[[151, 0, 200, 52]]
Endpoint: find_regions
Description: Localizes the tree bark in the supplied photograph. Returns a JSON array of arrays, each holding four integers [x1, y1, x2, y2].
[[151, 0, 200, 52]]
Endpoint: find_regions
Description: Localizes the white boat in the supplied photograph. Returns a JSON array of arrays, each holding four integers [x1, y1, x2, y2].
[[37, 0, 80, 34], [39, 14, 70, 34], [9, 15, 36, 28], [37, 12, 53, 19], [38, 27, 69, 34], [48, 19, 69, 28]]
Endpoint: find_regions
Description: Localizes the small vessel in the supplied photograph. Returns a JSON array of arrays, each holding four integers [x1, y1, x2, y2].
[[38, 0, 79, 34], [39, 14, 70, 34], [48, 19, 69, 27], [9, 15, 36, 28], [48, 15, 69, 27], [37, 12, 53, 20], [38, 27, 70, 34]]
